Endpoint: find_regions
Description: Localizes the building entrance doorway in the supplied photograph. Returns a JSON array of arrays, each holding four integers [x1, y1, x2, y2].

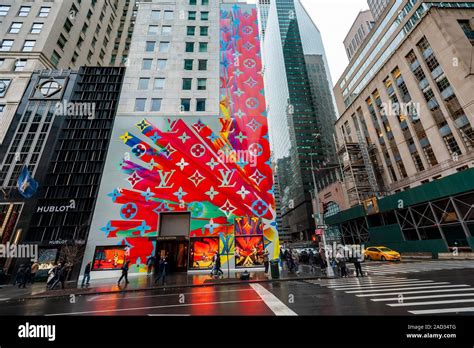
[[156, 239, 189, 273]]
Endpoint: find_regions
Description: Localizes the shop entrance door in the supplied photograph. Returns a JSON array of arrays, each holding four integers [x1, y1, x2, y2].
[[156, 239, 189, 273]]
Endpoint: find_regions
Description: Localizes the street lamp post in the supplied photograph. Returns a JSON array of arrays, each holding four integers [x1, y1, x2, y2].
[[310, 156, 334, 277]]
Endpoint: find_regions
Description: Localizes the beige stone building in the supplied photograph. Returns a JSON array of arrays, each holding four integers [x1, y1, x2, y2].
[[343, 10, 375, 61], [333, 1, 474, 207], [0, 0, 136, 143]]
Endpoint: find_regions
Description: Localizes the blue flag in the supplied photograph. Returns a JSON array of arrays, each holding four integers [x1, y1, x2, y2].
[[17, 165, 39, 199]]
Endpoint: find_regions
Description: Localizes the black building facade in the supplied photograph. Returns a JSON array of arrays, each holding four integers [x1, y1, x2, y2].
[[0, 67, 125, 279]]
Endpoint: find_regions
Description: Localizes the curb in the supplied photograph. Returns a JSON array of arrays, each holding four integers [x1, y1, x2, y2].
[[4, 275, 329, 303]]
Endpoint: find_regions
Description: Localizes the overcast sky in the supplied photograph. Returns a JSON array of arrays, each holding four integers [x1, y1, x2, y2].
[[249, 0, 370, 87]]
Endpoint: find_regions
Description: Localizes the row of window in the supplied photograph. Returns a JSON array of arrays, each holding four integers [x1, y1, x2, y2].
[[7, 22, 44, 34], [141, 58, 208, 71], [0, 5, 50, 17], [144, 41, 209, 53], [149, 9, 209, 21], [0, 39, 36, 52], [0, 58, 27, 71], [147, 25, 209, 36], [138, 77, 207, 91], [134, 98, 207, 112]]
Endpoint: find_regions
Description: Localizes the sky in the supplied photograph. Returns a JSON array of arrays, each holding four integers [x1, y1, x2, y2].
[[248, 0, 370, 87]]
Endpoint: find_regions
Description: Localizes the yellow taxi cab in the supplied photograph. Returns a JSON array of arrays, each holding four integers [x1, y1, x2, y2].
[[364, 246, 401, 261]]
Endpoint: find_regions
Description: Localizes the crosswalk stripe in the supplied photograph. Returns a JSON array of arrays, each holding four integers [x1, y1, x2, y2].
[[346, 284, 466, 294], [371, 293, 474, 302], [408, 307, 474, 315], [389, 298, 474, 307], [330, 280, 435, 290], [356, 286, 472, 297]]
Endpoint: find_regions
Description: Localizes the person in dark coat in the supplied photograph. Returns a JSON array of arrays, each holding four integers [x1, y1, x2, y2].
[[51, 264, 68, 290], [146, 255, 155, 274], [118, 261, 130, 285], [154, 254, 169, 285], [19, 262, 32, 288], [13, 264, 25, 286], [353, 254, 364, 277], [81, 262, 91, 287]]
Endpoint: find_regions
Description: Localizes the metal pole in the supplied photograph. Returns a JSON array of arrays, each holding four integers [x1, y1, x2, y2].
[[311, 156, 334, 277]]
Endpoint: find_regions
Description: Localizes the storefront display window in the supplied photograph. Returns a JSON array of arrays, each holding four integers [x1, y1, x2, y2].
[[92, 246, 126, 270], [235, 236, 264, 268], [189, 237, 218, 269]]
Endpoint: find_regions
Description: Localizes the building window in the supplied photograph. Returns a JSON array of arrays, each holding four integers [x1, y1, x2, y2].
[[134, 99, 146, 112], [201, 12, 209, 20], [22, 40, 35, 52], [18, 6, 31, 17], [151, 98, 162, 112], [142, 59, 152, 70], [188, 11, 196, 20], [185, 42, 194, 52], [196, 99, 206, 111], [443, 133, 462, 156], [0, 104, 5, 113], [182, 78, 192, 90], [164, 11, 174, 20], [184, 59, 193, 70], [154, 78, 165, 90], [197, 78, 207, 90], [202, 0, 209, 5], [0, 5, 10, 16], [146, 41, 156, 52], [180, 99, 191, 112], [57, 34, 67, 50], [38, 7, 51, 17], [0, 40, 14, 51], [162, 26, 172, 35], [138, 78, 149, 90], [200, 26, 208, 36], [92, 246, 126, 270], [199, 42, 208, 52], [159, 42, 170, 52], [458, 20, 474, 46], [151, 10, 161, 20], [51, 50, 61, 66], [190, 0, 197, 5], [187, 26, 196, 36], [198, 59, 207, 70], [31, 23, 43, 34], [157, 59, 167, 70], [148, 25, 159, 35], [63, 18, 73, 33], [9, 22, 23, 34], [14, 59, 27, 72]]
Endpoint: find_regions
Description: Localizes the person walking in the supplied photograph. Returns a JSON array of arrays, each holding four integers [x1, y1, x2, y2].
[[353, 253, 364, 277], [146, 255, 155, 275], [155, 254, 169, 285], [292, 249, 300, 274], [118, 260, 130, 286], [336, 249, 348, 278], [51, 264, 67, 290], [81, 262, 92, 287], [30, 261, 39, 284], [263, 249, 270, 274], [279, 247, 284, 269], [19, 262, 31, 289], [211, 251, 223, 278], [46, 263, 59, 289], [13, 264, 25, 286]]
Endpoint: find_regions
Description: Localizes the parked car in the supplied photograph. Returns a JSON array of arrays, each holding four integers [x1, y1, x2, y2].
[[364, 246, 401, 261]]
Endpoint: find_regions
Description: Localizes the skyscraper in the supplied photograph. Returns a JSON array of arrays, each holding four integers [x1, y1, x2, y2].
[[261, 0, 337, 240], [80, 0, 279, 280], [0, 0, 136, 143], [367, 0, 390, 20]]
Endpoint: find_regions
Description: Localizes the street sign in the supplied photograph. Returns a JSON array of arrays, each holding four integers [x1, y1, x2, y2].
[[317, 224, 328, 230]]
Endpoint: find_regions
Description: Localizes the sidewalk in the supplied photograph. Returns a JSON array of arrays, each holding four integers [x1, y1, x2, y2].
[[0, 264, 324, 302]]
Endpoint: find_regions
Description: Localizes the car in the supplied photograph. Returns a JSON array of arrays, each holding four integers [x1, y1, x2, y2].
[[364, 246, 401, 261]]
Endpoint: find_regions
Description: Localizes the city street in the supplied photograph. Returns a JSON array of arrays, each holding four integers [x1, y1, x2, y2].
[[1, 260, 474, 316]]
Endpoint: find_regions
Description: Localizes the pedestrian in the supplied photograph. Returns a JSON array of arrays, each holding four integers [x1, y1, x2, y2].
[[263, 249, 270, 274], [155, 254, 169, 285], [210, 251, 223, 278], [279, 247, 284, 269], [146, 255, 155, 275], [292, 249, 300, 274], [13, 264, 25, 286], [284, 249, 291, 271], [30, 261, 39, 284], [118, 260, 130, 286], [81, 262, 91, 287], [319, 247, 327, 275], [46, 263, 59, 289], [336, 249, 348, 278], [51, 264, 68, 290], [19, 262, 31, 288], [353, 253, 364, 277], [309, 250, 318, 273]]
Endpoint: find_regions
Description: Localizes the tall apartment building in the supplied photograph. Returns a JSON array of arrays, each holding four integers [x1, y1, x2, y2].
[[0, 0, 136, 143], [329, 1, 474, 254], [79, 0, 279, 279], [257, 0, 271, 40], [344, 10, 375, 61], [368, 0, 390, 20], [261, 0, 338, 241]]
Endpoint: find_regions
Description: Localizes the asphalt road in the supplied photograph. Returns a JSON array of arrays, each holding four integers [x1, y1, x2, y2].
[[1, 260, 474, 316]]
